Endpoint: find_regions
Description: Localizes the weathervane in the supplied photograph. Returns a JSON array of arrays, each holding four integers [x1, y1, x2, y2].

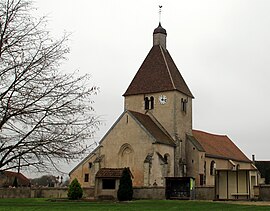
[[159, 5, 162, 24]]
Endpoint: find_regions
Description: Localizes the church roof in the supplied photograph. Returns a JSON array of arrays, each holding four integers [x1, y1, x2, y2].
[[192, 130, 251, 163], [187, 135, 205, 152], [129, 110, 175, 146], [123, 45, 194, 98]]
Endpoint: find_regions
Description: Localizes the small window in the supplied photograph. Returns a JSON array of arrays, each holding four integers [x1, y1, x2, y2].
[[150, 96, 154, 109], [181, 98, 188, 113], [145, 96, 154, 110], [144, 97, 149, 110], [102, 179, 116, 189], [210, 160, 216, 176], [84, 173, 89, 182], [89, 162, 92, 169]]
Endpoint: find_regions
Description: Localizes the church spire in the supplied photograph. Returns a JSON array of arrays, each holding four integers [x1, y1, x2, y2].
[[153, 6, 167, 49]]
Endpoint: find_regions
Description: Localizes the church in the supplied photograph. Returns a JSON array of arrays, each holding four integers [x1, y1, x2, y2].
[[70, 22, 258, 200]]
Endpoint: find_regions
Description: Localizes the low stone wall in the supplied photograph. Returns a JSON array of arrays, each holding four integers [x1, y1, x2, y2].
[[0, 187, 94, 199], [195, 186, 215, 200], [0, 188, 31, 198], [133, 187, 165, 199], [83, 187, 95, 198], [259, 185, 270, 201], [30, 187, 68, 198], [0, 186, 214, 200], [3, 185, 270, 201]]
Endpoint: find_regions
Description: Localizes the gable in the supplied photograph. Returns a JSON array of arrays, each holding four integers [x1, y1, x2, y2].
[[123, 45, 193, 98], [129, 111, 175, 146], [192, 130, 251, 163], [69, 147, 100, 175], [99, 110, 175, 147]]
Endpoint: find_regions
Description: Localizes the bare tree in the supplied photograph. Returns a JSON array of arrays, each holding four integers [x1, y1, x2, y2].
[[0, 0, 100, 173]]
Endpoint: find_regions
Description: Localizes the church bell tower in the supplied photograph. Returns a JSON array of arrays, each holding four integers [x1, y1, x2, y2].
[[123, 22, 194, 177]]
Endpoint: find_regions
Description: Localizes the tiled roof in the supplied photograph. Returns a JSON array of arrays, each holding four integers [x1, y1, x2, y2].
[[129, 111, 175, 146], [123, 45, 193, 98], [187, 135, 205, 152], [2, 171, 30, 186], [96, 168, 133, 178], [192, 130, 251, 162]]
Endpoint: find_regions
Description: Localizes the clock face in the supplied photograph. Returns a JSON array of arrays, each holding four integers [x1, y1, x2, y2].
[[159, 95, 167, 104]]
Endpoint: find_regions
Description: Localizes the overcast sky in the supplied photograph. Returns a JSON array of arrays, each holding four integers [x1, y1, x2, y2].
[[30, 0, 270, 177]]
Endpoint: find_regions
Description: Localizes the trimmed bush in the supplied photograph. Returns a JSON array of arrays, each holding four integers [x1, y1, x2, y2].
[[117, 167, 133, 201], [67, 178, 83, 200], [12, 177, 18, 187]]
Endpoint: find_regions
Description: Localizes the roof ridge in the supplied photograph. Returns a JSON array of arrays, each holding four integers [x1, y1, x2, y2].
[[193, 129, 227, 137], [159, 45, 176, 89], [193, 129, 250, 162]]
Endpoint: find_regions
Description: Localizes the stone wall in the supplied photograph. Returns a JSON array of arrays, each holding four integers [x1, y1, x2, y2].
[[0, 188, 31, 198], [133, 187, 165, 199], [2, 185, 270, 201], [0, 187, 94, 199], [259, 185, 270, 201], [30, 187, 67, 198], [0, 186, 165, 200], [195, 186, 215, 200]]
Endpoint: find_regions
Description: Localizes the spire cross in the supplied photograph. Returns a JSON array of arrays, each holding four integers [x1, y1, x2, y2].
[[159, 5, 162, 24]]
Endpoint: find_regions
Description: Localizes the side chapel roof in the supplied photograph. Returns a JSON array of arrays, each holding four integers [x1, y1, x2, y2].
[[190, 130, 251, 163], [96, 168, 133, 178]]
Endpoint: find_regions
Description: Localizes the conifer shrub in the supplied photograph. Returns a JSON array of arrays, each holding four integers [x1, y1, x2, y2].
[[67, 178, 83, 200], [12, 177, 18, 187], [117, 167, 133, 201]]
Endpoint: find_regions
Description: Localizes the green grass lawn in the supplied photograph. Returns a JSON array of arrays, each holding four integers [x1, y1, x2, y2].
[[0, 198, 269, 211]]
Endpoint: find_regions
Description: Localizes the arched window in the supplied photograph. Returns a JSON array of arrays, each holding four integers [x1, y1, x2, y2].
[[164, 153, 170, 175], [144, 97, 149, 110], [118, 143, 134, 168], [210, 160, 216, 176], [150, 96, 154, 109], [145, 96, 154, 110], [181, 98, 188, 113], [88, 162, 92, 169]]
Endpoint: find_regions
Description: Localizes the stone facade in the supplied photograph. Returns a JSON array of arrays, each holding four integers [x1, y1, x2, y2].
[[70, 110, 175, 188]]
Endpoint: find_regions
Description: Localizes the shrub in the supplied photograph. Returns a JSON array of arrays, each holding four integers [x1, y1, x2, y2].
[[67, 178, 83, 200], [13, 177, 18, 187], [117, 167, 133, 201]]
